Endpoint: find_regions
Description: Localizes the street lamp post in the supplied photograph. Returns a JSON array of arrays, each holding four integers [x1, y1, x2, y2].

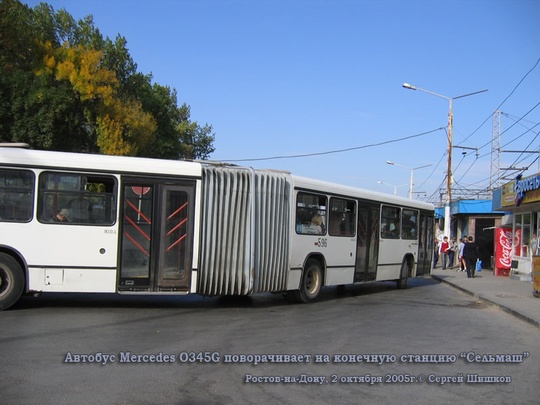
[[402, 83, 487, 238], [386, 160, 433, 199], [377, 181, 407, 196]]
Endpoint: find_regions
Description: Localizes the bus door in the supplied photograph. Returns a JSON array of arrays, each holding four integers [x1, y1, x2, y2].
[[119, 180, 195, 292], [354, 203, 380, 282], [416, 212, 434, 276]]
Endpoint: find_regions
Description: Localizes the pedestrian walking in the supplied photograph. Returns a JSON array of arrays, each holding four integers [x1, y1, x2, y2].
[[463, 236, 479, 279]]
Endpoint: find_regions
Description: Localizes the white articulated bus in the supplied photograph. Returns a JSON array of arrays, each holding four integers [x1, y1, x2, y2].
[[0, 145, 435, 309]]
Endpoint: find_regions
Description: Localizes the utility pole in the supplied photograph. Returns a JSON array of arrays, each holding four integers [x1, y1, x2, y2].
[[490, 110, 501, 195], [402, 83, 488, 238]]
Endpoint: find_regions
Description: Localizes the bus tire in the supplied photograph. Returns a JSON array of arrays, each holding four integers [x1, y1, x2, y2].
[[292, 259, 323, 303], [0, 253, 25, 310], [396, 260, 410, 289]]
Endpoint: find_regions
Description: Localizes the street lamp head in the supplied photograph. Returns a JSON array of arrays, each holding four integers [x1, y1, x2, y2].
[[402, 83, 416, 90], [401, 81, 487, 236], [386, 161, 394, 165]]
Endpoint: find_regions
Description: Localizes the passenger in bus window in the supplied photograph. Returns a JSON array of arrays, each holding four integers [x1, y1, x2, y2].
[[402, 215, 416, 238], [329, 212, 343, 235], [382, 221, 391, 237], [67, 195, 93, 222], [51, 208, 70, 222], [311, 213, 325, 234], [390, 220, 400, 237], [382, 220, 399, 238]]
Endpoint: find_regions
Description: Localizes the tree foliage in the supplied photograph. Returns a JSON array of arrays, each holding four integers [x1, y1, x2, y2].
[[0, 0, 215, 159]]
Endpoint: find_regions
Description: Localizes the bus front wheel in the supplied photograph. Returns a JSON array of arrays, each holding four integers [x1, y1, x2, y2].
[[0, 253, 25, 310], [396, 260, 410, 289], [291, 259, 323, 303]]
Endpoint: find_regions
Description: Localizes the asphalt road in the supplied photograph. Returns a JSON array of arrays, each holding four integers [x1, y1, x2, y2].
[[0, 278, 537, 405]]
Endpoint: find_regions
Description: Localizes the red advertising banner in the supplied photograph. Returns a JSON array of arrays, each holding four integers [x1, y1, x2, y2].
[[494, 227, 512, 276]]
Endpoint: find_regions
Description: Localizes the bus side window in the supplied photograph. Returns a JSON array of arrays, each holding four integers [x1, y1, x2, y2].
[[0, 169, 34, 222], [296, 192, 327, 235], [401, 209, 418, 239], [381, 206, 400, 239], [329, 197, 356, 236], [38, 172, 117, 225]]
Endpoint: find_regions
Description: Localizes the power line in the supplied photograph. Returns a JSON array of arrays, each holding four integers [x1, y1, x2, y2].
[[415, 150, 446, 192], [456, 56, 540, 147], [220, 58, 540, 202], [223, 127, 445, 162], [454, 101, 540, 191], [451, 57, 540, 191], [470, 102, 540, 155], [501, 115, 540, 149], [457, 116, 540, 184]]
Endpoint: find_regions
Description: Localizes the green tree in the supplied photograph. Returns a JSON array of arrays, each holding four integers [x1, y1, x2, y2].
[[0, 0, 215, 159], [177, 104, 215, 160], [100, 35, 215, 160], [44, 41, 157, 155], [1, 0, 92, 151]]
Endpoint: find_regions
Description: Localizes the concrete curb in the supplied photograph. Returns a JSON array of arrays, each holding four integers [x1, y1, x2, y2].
[[431, 274, 540, 329]]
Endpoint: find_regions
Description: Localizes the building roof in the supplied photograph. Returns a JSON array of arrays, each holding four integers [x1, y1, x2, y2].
[[435, 199, 508, 218]]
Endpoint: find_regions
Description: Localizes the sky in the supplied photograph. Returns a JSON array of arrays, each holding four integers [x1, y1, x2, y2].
[[23, 0, 540, 204]]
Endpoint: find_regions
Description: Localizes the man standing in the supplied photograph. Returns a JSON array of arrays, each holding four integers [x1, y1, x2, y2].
[[448, 237, 458, 269], [440, 236, 450, 269], [463, 236, 479, 279]]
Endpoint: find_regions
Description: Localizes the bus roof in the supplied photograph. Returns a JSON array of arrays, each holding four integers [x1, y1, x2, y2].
[[292, 174, 434, 211], [0, 146, 434, 211], [0, 146, 202, 178]]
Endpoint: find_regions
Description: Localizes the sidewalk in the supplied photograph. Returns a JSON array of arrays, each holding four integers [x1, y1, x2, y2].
[[430, 266, 540, 328]]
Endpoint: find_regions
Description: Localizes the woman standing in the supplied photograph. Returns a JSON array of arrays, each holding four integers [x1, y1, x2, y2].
[[458, 236, 467, 272]]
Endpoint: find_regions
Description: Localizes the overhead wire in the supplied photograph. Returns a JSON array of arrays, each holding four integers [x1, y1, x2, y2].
[[416, 57, 540, 199], [452, 56, 540, 191], [502, 122, 540, 170], [415, 152, 447, 203], [218, 57, 540, 201], [456, 115, 540, 187], [223, 127, 445, 162], [456, 56, 540, 146]]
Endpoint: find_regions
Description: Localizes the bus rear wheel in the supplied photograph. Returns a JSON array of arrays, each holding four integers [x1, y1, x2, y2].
[[291, 259, 323, 303], [0, 253, 24, 310]]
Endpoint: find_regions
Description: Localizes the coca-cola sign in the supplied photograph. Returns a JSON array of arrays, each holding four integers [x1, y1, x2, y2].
[[496, 228, 513, 269]]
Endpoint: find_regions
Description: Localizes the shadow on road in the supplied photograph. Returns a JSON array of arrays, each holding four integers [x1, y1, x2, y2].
[[10, 276, 437, 311]]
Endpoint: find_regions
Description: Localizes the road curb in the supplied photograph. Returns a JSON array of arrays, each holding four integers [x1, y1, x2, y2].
[[431, 275, 540, 329]]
